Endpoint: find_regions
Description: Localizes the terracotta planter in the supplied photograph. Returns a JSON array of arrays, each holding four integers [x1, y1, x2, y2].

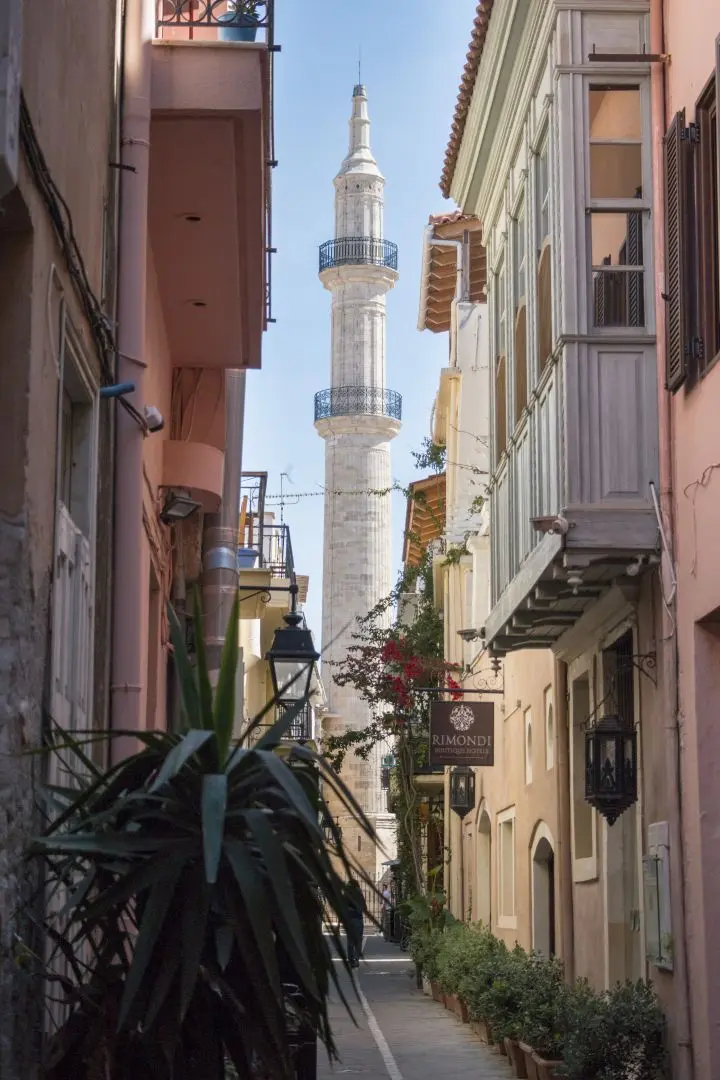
[[470, 1018, 490, 1043], [497, 1037, 508, 1056], [443, 993, 469, 1022], [519, 1043, 538, 1080], [504, 1037, 528, 1078], [531, 1052, 563, 1080], [430, 980, 444, 1004]]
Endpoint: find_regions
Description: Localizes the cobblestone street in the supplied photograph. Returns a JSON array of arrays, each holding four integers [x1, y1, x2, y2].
[[319, 936, 511, 1080]]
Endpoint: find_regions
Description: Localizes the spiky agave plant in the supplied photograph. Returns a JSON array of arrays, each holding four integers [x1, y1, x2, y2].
[[29, 593, 375, 1080]]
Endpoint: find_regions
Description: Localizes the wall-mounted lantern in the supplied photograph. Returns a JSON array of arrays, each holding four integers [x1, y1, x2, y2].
[[159, 488, 201, 525], [265, 583, 320, 703], [585, 714, 637, 825], [449, 765, 476, 819]]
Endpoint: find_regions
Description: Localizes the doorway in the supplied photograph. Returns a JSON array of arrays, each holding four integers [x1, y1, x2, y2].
[[531, 827, 556, 956]]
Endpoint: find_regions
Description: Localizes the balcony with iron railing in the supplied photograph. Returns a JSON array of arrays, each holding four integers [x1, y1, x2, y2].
[[156, 0, 273, 43], [314, 385, 402, 423], [318, 237, 398, 273], [251, 702, 313, 745]]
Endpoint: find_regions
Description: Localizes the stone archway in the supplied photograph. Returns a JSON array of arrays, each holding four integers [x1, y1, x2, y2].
[[531, 823, 556, 956], [476, 805, 492, 927]]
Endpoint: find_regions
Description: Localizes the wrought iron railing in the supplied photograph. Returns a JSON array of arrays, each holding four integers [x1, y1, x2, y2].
[[318, 236, 398, 272], [314, 385, 402, 423], [237, 521, 295, 580], [277, 702, 312, 741], [156, 0, 273, 36]]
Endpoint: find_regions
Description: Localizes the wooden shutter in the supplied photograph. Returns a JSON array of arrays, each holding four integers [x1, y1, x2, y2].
[[664, 110, 691, 392], [627, 209, 643, 327]]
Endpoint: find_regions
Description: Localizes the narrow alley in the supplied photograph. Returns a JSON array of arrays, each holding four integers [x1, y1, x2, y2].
[[320, 936, 509, 1080]]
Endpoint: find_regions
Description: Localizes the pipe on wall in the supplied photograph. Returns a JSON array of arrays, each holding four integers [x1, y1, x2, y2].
[[202, 369, 246, 684], [110, 0, 152, 757], [555, 658, 574, 981], [650, 1, 694, 1076]]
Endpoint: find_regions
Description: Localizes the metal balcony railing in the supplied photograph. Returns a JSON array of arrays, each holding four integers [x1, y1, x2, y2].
[[318, 237, 398, 273], [314, 385, 402, 423], [277, 702, 312, 741], [237, 522, 295, 580], [156, 0, 273, 37]]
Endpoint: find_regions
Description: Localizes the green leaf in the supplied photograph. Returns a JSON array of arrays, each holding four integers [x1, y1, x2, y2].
[[179, 872, 210, 1021], [117, 854, 185, 1031], [215, 924, 234, 972], [243, 808, 318, 1000], [212, 589, 240, 765], [168, 601, 200, 723], [201, 773, 227, 885], [223, 841, 283, 996], [148, 729, 214, 794], [191, 587, 214, 730]]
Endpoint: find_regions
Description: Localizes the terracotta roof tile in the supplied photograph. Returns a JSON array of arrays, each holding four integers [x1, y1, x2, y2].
[[440, 0, 496, 199]]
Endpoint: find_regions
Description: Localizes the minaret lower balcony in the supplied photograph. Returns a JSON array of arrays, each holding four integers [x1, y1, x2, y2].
[[314, 385, 402, 423], [318, 237, 398, 273]]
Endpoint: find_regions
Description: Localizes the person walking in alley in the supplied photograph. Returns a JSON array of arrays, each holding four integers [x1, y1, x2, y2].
[[345, 878, 365, 968]]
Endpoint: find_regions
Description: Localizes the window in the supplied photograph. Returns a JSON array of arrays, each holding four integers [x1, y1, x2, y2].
[[588, 85, 648, 329], [571, 673, 597, 881], [696, 73, 720, 372], [513, 199, 528, 422], [525, 707, 533, 785], [494, 259, 508, 458], [536, 139, 552, 370], [498, 808, 516, 926], [664, 48, 720, 393], [50, 320, 98, 739], [545, 687, 554, 771]]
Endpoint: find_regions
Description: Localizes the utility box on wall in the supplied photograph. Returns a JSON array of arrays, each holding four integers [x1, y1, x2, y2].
[[643, 821, 673, 971]]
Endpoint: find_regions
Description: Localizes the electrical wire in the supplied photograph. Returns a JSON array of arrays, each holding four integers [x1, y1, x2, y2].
[[19, 92, 145, 433]]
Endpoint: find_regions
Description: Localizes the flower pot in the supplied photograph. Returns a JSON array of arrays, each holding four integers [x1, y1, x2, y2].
[[430, 980, 444, 1003], [504, 1037, 528, 1078], [531, 1052, 563, 1080], [217, 10, 259, 41], [519, 1043, 538, 1080], [470, 1019, 490, 1043], [443, 993, 469, 1022], [497, 1037, 508, 1056], [237, 546, 260, 568]]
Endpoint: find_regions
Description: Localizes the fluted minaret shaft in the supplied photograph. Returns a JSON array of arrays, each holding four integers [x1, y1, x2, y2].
[[315, 86, 400, 875]]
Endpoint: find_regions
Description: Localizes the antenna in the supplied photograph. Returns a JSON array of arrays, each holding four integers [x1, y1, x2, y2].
[[358, 45, 361, 86]]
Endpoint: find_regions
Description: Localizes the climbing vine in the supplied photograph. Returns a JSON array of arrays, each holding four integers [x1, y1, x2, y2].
[[323, 548, 462, 896]]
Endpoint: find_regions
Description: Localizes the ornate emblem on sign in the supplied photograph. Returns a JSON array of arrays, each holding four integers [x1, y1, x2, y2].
[[450, 704, 475, 732]]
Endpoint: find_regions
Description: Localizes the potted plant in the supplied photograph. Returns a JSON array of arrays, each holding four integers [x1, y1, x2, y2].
[[561, 978, 667, 1080], [455, 923, 506, 1044], [27, 593, 374, 1079], [482, 944, 529, 1073], [436, 922, 471, 1021], [217, 0, 263, 42], [517, 954, 567, 1080]]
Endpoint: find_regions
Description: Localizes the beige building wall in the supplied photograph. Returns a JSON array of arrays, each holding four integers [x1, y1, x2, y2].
[[0, 2, 121, 1075]]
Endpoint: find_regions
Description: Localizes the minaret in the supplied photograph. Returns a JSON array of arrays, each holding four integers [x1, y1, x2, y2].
[[315, 84, 400, 880]]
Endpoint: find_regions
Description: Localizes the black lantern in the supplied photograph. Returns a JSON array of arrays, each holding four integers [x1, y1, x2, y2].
[[266, 583, 320, 703], [585, 714, 637, 825], [321, 811, 342, 846], [449, 766, 476, 819]]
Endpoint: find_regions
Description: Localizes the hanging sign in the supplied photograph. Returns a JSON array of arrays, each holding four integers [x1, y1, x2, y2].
[[429, 701, 495, 767]]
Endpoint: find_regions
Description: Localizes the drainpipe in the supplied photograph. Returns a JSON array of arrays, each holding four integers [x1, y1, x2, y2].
[[650, 1, 694, 1076], [555, 659, 574, 981], [110, 0, 152, 757], [202, 369, 246, 695]]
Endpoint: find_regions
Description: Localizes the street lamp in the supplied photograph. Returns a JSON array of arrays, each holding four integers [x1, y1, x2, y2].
[[322, 812, 342, 846], [159, 488, 201, 525], [449, 765, 476, 819], [265, 581, 320, 702], [585, 713, 637, 825]]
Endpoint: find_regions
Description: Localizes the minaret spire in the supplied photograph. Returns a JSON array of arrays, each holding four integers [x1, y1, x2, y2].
[[314, 85, 401, 880]]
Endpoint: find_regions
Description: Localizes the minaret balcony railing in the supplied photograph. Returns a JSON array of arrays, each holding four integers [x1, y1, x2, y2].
[[314, 385, 402, 423], [318, 237, 398, 273]]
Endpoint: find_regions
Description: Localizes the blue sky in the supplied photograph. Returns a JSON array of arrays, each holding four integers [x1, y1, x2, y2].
[[243, 0, 475, 641]]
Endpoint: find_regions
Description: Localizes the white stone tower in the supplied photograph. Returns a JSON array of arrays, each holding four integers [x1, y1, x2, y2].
[[315, 84, 400, 880]]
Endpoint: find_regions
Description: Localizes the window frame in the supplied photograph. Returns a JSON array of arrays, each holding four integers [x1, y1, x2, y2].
[[568, 660, 599, 883], [533, 127, 553, 377], [497, 806, 517, 929], [524, 706, 533, 786], [545, 686, 554, 771], [584, 77, 653, 335], [694, 71, 720, 377], [511, 189, 529, 426], [492, 250, 509, 462]]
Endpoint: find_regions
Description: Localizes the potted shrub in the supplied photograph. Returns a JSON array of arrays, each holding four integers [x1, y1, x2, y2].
[[517, 954, 567, 1079], [217, 0, 263, 42], [436, 922, 471, 1021], [456, 924, 507, 1044], [28, 594, 374, 1080], [482, 944, 530, 1073], [561, 978, 667, 1080]]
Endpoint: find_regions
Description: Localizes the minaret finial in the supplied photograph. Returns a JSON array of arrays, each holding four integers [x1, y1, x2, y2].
[[358, 45, 361, 87]]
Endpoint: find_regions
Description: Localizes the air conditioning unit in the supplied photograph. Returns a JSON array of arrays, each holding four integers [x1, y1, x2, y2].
[[0, 0, 22, 200]]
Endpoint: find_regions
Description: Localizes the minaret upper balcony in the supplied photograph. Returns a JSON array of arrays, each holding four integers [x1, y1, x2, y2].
[[318, 236, 398, 274]]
